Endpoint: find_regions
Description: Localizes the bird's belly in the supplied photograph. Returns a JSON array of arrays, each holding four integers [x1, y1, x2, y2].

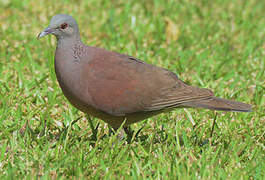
[[57, 75, 115, 115], [57, 77, 161, 128]]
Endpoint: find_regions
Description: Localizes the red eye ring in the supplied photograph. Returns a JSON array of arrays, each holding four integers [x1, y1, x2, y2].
[[60, 23, 68, 29]]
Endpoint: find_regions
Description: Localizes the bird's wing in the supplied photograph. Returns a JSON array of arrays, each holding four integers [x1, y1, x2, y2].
[[143, 81, 214, 111], [83, 47, 213, 115]]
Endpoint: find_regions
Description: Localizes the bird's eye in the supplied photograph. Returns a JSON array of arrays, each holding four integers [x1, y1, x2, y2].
[[60, 23, 68, 29]]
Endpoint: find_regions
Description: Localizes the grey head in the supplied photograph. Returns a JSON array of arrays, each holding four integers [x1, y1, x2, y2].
[[38, 14, 80, 40]]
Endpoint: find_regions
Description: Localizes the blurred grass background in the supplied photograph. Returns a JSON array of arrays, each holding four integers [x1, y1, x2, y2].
[[0, 0, 264, 179]]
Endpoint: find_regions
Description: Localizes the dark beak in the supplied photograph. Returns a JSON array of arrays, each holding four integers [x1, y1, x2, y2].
[[37, 27, 55, 39]]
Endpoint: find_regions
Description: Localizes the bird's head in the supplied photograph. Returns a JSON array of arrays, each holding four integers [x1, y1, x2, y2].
[[38, 14, 79, 40]]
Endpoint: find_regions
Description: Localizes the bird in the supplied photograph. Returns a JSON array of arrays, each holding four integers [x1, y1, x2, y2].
[[38, 14, 251, 130]]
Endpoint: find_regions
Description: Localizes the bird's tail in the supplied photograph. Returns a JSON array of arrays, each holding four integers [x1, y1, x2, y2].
[[183, 97, 252, 112]]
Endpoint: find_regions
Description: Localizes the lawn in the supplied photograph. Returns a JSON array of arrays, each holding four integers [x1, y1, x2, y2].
[[0, 0, 264, 179]]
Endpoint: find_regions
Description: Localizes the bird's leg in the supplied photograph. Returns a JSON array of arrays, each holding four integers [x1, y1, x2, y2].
[[123, 126, 134, 143], [87, 115, 99, 142], [109, 120, 144, 144], [108, 119, 131, 143]]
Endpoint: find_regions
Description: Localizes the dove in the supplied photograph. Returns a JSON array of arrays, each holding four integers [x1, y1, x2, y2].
[[38, 14, 251, 130]]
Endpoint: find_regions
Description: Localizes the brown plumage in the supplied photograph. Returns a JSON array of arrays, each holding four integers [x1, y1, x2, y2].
[[38, 14, 251, 129]]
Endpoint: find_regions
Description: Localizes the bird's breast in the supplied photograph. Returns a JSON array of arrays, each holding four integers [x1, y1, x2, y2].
[[54, 48, 93, 111]]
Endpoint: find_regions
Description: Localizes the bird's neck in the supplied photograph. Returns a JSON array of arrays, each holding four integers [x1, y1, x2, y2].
[[54, 35, 85, 100], [55, 35, 86, 63], [57, 35, 83, 48]]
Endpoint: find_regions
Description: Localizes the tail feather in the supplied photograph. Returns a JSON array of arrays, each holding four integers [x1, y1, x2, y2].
[[183, 97, 252, 112]]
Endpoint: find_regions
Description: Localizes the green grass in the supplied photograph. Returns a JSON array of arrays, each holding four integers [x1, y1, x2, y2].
[[0, 0, 264, 179]]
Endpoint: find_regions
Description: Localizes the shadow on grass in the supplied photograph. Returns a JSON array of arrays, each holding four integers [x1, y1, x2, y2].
[[19, 115, 227, 153]]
